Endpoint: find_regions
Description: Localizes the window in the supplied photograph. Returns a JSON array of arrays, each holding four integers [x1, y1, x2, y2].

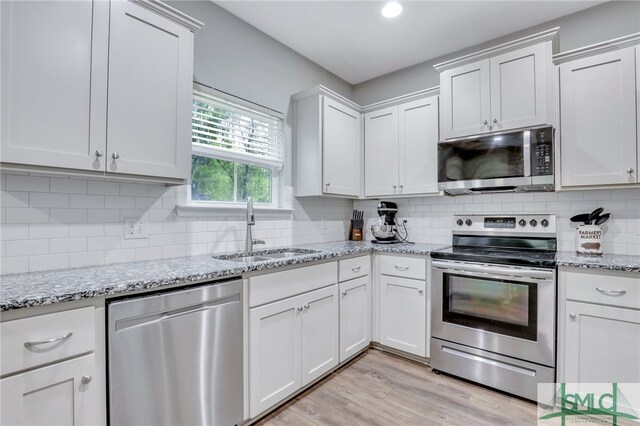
[[190, 84, 284, 207]]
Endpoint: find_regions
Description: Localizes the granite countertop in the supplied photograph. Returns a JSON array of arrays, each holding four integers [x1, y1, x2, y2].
[[0, 241, 441, 312], [556, 251, 640, 273]]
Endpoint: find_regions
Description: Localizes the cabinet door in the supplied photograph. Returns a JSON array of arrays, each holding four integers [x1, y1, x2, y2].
[[560, 47, 637, 186], [490, 43, 549, 131], [399, 96, 439, 195], [364, 106, 399, 196], [0, 354, 97, 426], [322, 97, 361, 196], [300, 285, 339, 386], [440, 60, 491, 139], [339, 276, 372, 362], [564, 301, 640, 384], [106, 1, 193, 180], [379, 275, 426, 357], [249, 295, 302, 418], [0, 0, 108, 171]]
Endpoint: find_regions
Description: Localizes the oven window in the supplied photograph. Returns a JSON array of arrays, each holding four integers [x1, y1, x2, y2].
[[443, 273, 537, 341]]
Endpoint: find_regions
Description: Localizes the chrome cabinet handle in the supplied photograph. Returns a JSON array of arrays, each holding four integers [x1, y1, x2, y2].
[[482, 120, 488, 125], [394, 265, 409, 271], [342, 291, 348, 296], [596, 288, 627, 296], [493, 118, 498, 124], [304, 304, 310, 310], [24, 332, 73, 349], [297, 306, 303, 312], [112, 152, 120, 160], [627, 168, 635, 174], [81, 375, 92, 385], [569, 313, 576, 320], [95, 150, 103, 158], [399, 185, 404, 192], [351, 266, 361, 273]]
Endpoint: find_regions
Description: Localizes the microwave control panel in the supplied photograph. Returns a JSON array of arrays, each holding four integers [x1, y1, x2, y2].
[[531, 128, 553, 176]]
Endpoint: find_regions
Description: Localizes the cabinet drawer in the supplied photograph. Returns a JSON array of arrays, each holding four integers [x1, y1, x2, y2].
[[1, 307, 95, 376], [339, 256, 370, 282], [564, 270, 640, 310], [379, 255, 426, 280], [249, 262, 338, 307]]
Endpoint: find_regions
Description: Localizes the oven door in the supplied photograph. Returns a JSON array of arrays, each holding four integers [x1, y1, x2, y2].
[[431, 260, 555, 367]]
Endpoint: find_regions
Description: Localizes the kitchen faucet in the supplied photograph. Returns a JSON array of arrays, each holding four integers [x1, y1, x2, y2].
[[245, 197, 265, 254]]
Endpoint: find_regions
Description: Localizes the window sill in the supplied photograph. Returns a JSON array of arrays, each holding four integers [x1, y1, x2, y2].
[[176, 204, 294, 217]]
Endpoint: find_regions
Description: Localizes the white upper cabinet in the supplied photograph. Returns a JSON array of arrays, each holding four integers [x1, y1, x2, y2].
[[399, 97, 439, 195], [490, 43, 549, 132], [364, 96, 439, 197], [440, 60, 491, 139], [294, 88, 362, 198], [364, 106, 399, 197], [0, 0, 108, 171], [106, 1, 194, 180], [322, 98, 362, 197], [0, 0, 201, 182], [559, 46, 638, 187], [436, 28, 556, 140]]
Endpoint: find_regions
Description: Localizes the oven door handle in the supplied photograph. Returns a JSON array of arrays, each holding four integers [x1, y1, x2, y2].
[[432, 260, 554, 279]]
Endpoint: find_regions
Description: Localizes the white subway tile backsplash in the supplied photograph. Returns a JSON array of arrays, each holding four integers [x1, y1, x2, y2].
[[69, 251, 105, 268], [69, 224, 105, 238], [49, 208, 87, 224], [87, 236, 121, 251], [134, 246, 162, 261], [1, 256, 29, 274], [29, 192, 70, 208], [5, 239, 49, 257], [50, 237, 88, 254], [1, 224, 29, 241], [29, 224, 69, 239], [5, 208, 50, 224], [70, 194, 105, 209], [2, 191, 29, 208], [6, 175, 49, 192], [29, 253, 69, 272], [50, 178, 87, 194], [88, 181, 119, 195], [88, 209, 120, 223], [120, 183, 148, 197], [104, 249, 135, 264]]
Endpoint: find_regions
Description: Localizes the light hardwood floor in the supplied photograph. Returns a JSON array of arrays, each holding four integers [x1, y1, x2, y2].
[[255, 348, 538, 426]]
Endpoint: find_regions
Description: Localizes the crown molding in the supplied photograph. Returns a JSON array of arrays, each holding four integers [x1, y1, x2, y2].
[[130, 0, 204, 32], [291, 85, 362, 111], [361, 86, 440, 113], [434, 27, 559, 72], [553, 32, 640, 65]]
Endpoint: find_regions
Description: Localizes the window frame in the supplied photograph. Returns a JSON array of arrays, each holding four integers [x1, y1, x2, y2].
[[187, 83, 284, 209]]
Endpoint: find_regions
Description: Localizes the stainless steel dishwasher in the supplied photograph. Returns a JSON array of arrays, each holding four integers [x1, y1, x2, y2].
[[108, 279, 243, 426]]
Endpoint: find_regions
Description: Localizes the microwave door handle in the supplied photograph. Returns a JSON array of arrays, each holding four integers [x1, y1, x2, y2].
[[523, 130, 532, 177]]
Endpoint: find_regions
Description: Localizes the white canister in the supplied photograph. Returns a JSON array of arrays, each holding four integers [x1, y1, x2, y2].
[[576, 225, 603, 255]]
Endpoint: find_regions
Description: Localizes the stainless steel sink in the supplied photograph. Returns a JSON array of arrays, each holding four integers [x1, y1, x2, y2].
[[223, 255, 270, 263], [261, 251, 308, 259]]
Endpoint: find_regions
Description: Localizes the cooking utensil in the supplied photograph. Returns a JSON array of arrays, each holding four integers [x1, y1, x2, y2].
[[589, 207, 604, 224], [570, 213, 591, 225], [594, 213, 611, 226]]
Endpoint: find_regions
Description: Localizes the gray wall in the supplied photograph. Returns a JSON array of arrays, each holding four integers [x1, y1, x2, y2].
[[353, 1, 640, 105], [168, 0, 354, 187]]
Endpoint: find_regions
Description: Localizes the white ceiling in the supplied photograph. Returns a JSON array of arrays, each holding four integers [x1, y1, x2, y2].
[[216, 1, 605, 84]]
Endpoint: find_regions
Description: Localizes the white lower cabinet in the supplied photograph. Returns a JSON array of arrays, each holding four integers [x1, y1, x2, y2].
[[564, 301, 640, 384], [1, 354, 97, 426], [249, 285, 338, 418], [339, 276, 372, 362], [379, 274, 427, 357], [559, 268, 640, 386]]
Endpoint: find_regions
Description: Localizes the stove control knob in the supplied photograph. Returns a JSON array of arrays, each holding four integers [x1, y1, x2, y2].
[[541, 219, 549, 228], [518, 219, 526, 227], [530, 219, 538, 227], [456, 219, 463, 226], [465, 219, 472, 226]]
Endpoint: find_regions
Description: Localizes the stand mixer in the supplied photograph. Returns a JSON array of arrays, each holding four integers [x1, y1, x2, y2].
[[371, 201, 410, 244]]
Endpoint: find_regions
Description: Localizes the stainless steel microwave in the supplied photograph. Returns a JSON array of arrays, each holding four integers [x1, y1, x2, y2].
[[437, 126, 554, 195]]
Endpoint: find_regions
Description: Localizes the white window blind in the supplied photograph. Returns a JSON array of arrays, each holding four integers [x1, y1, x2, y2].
[[192, 86, 284, 170]]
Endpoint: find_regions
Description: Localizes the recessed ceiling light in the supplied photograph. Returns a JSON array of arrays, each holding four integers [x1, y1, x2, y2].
[[381, 2, 403, 19]]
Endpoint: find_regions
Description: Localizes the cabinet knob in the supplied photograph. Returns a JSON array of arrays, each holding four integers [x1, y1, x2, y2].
[[297, 306, 303, 312], [304, 304, 310, 310], [325, 182, 330, 187], [627, 168, 635, 174], [493, 118, 498, 124], [81, 375, 92, 385], [112, 152, 120, 160], [95, 150, 103, 158], [569, 313, 576, 320], [483, 120, 488, 125], [418, 289, 424, 294], [342, 291, 348, 296]]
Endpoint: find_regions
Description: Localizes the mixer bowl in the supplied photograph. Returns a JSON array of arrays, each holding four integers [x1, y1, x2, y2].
[[371, 224, 397, 241]]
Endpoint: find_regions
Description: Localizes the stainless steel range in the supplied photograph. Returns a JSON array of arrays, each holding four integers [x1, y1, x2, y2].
[[430, 214, 557, 401]]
